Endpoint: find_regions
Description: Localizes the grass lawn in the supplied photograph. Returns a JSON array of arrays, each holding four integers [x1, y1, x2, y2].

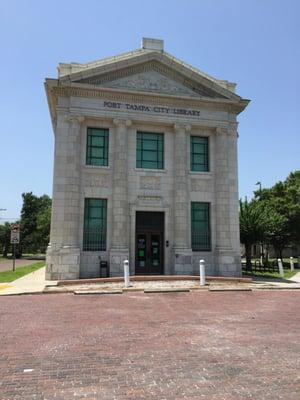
[[243, 268, 298, 280], [0, 262, 45, 283]]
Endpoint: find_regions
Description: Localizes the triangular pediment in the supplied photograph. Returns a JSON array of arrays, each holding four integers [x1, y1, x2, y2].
[[95, 70, 206, 97], [67, 56, 238, 100], [58, 49, 245, 102]]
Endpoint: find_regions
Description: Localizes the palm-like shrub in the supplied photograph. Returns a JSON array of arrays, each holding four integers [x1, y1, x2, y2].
[[239, 199, 269, 268]]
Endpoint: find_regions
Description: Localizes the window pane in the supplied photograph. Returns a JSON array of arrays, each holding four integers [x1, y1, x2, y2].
[[143, 150, 157, 161], [194, 154, 205, 165], [142, 140, 157, 150], [142, 161, 156, 169], [91, 136, 104, 147]]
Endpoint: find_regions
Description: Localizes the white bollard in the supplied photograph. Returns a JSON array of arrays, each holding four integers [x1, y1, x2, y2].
[[278, 259, 284, 277], [290, 257, 294, 271], [199, 259, 206, 286], [123, 259, 130, 288]]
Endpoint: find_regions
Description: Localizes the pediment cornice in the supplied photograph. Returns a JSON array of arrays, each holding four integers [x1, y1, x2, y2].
[[71, 60, 226, 99], [59, 51, 241, 102]]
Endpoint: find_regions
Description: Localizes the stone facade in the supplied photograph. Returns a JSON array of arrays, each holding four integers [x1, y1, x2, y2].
[[45, 38, 249, 280]]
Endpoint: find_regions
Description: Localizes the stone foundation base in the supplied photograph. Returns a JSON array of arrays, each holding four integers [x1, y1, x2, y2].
[[109, 249, 129, 277], [46, 245, 80, 280], [216, 249, 241, 277], [173, 248, 193, 275]]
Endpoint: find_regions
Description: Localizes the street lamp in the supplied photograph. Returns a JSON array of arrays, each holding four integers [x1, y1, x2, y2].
[[255, 183, 264, 265]]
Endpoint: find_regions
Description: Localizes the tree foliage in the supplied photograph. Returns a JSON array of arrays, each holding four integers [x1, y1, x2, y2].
[[19, 192, 52, 254], [254, 171, 300, 257], [0, 223, 12, 257], [240, 170, 300, 263], [239, 199, 270, 267]]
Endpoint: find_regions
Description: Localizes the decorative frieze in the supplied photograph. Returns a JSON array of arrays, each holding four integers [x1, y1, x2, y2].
[[84, 174, 109, 188], [140, 176, 161, 190], [191, 178, 212, 192]]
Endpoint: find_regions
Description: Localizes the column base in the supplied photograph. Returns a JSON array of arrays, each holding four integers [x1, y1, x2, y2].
[[173, 248, 193, 275], [216, 248, 242, 277], [109, 248, 129, 277], [46, 245, 80, 280]]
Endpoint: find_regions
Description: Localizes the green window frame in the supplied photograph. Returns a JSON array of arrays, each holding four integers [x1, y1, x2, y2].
[[136, 131, 164, 169], [191, 202, 211, 251], [83, 198, 107, 251], [190, 136, 209, 172], [86, 127, 109, 166]]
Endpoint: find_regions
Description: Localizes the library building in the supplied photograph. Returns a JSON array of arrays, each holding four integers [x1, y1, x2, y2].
[[45, 38, 249, 280]]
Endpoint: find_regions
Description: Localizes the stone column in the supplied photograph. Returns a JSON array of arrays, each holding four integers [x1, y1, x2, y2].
[[46, 114, 83, 280], [214, 126, 241, 276], [173, 123, 193, 274], [109, 118, 131, 276]]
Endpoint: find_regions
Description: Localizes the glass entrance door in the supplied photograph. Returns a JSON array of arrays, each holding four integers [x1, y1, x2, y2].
[[136, 232, 163, 274]]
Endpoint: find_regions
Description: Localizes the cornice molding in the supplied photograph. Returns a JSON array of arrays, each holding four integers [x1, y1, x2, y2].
[[48, 82, 248, 113]]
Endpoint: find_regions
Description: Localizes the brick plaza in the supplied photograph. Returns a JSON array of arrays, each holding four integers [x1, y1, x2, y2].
[[0, 291, 299, 399]]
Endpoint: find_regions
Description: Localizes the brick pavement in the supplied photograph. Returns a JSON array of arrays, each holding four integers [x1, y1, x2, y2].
[[0, 291, 299, 399]]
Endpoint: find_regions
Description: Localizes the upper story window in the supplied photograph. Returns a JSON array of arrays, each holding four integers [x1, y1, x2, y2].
[[190, 136, 209, 172], [86, 127, 109, 166], [136, 132, 164, 170]]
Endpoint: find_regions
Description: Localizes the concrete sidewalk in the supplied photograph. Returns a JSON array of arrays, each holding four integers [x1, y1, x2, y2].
[[289, 271, 300, 283], [0, 266, 57, 296], [1, 268, 300, 296], [0, 259, 42, 273]]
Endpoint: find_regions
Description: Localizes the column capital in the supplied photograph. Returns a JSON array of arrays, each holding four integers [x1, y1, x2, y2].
[[216, 126, 238, 137], [174, 123, 191, 133], [113, 118, 132, 128], [215, 127, 228, 135], [66, 115, 85, 124]]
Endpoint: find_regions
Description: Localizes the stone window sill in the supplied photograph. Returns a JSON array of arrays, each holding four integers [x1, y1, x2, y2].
[[84, 165, 111, 170], [189, 171, 213, 177], [134, 168, 167, 174]]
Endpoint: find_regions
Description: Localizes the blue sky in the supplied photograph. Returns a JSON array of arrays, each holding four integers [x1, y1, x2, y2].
[[0, 0, 299, 222]]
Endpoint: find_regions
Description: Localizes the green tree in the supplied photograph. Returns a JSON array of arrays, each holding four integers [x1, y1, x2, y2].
[[0, 222, 12, 257], [254, 170, 300, 257], [20, 193, 52, 254], [239, 199, 270, 268], [36, 205, 51, 253]]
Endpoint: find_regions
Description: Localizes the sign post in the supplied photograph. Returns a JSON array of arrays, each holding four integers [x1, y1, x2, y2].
[[10, 224, 20, 272]]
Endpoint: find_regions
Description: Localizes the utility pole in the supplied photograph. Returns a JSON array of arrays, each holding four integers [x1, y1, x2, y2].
[[255, 181, 262, 193], [255, 182, 263, 265]]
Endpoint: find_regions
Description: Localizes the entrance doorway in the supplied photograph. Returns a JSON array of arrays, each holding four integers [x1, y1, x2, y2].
[[135, 212, 164, 275]]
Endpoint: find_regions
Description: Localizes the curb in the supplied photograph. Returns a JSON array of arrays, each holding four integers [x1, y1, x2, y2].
[[144, 288, 191, 293], [74, 290, 123, 295], [57, 275, 252, 286], [209, 287, 252, 292]]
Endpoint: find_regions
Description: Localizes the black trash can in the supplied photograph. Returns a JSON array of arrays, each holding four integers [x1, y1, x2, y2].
[[100, 261, 109, 278]]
